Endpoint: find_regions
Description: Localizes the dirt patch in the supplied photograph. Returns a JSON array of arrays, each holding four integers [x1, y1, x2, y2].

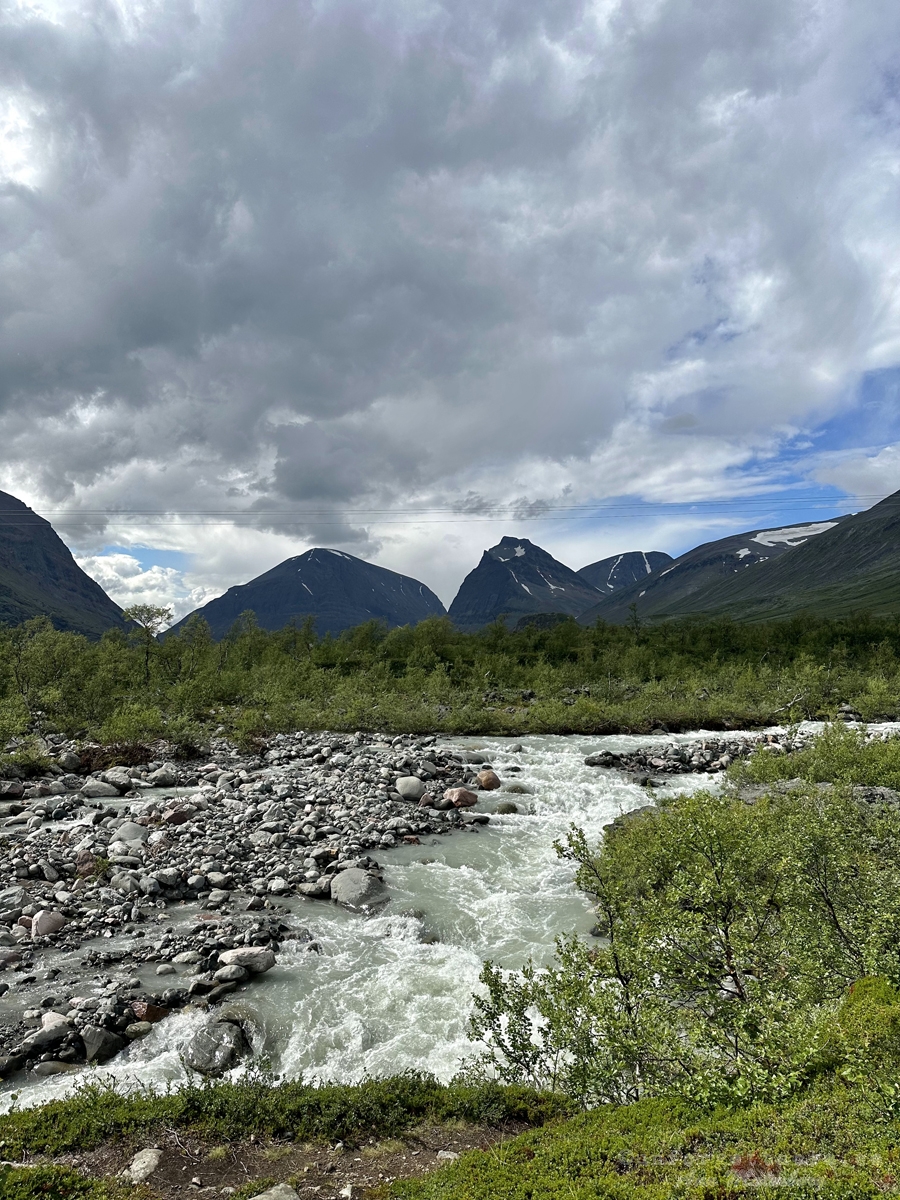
[[44, 1121, 524, 1198]]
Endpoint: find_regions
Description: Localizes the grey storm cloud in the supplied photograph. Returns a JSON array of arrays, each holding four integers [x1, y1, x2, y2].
[[1, 0, 900, 581]]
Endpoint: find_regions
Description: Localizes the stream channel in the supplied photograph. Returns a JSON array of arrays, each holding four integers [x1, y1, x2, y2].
[[0, 730, 764, 1110]]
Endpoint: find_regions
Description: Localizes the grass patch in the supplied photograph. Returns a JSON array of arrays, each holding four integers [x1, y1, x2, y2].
[[0, 1165, 145, 1200], [389, 1084, 900, 1198], [0, 1075, 566, 1158]]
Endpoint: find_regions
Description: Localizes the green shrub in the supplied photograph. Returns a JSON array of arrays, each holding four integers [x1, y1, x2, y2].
[[730, 722, 900, 790], [0, 1165, 143, 1200], [0, 1074, 567, 1158], [471, 786, 900, 1108]]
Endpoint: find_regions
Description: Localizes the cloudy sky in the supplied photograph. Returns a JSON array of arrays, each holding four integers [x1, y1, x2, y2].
[[2, 0, 900, 617]]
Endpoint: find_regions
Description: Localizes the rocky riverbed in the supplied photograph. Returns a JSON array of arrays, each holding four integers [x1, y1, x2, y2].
[[0, 729, 513, 1081], [0, 720, 884, 1095]]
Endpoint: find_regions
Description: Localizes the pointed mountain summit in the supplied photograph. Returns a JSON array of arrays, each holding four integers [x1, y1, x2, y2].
[[448, 536, 602, 631], [578, 514, 851, 625], [168, 548, 446, 639], [0, 489, 125, 637], [578, 550, 673, 594]]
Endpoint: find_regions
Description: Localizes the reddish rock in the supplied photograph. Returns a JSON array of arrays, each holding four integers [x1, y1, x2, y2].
[[476, 769, 501, 790], [444, 787, 478, 808], [131, 1001, 169, 1024], [75, 850, 98, 876], [163, 807, 192, 826]]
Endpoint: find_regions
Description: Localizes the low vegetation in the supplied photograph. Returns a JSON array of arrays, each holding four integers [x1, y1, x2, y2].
[[10, 726, 900, 1197], [0, 1075, 563, 1158], [4, 610, 900, 747]]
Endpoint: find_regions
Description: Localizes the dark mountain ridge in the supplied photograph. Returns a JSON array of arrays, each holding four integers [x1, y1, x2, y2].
[[0, 490, 125, 638], [167, 547, 446, 639], [577, 550, 673, 594], [447, 536, 602, 631]]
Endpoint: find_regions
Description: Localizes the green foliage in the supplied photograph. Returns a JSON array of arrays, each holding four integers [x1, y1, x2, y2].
[[732, 720, 900, 789], [2, 611, 900, 738], [471, 784, 900, 1108], [0, 1164, 144, 1200], [0, 1074, 567, 1158], [390, 1085, 900, 1198]]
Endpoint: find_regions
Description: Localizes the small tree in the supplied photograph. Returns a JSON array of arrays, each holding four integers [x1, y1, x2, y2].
[[123, 605, 173, 686]]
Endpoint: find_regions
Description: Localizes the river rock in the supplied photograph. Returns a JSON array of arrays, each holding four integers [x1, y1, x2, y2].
[[495, 801, 519, 814], [121, 1148, 162, 1183], [23, 1012, 70, 1049], [214, 964, 248, 984], [33, 1061, 76, 1076], [125, 1022, 153, 1039], [80, 778, 119, 798], [444, 787, 477, 808], [147, 765, 178, 787], [131, 1001, 169, 1023], [330, 867, 389, 910], [0, 782, 24, 798], [395, 776, 426, 800], [297, 879, 331, 898], [476, 769, 501, 790], [114, 820, 150, 843], [31, 910, 65, 938], [218, 946, 275, 973], [0, 887, 26, 911], [249, 1186, 300, 1200], [104, 768, 136, 793], [81, 1024, 127, 1063], [183, 1019, 249, 1076]]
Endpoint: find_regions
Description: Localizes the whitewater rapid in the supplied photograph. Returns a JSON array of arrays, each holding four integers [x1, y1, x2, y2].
[[0, 731, 742, 1109]]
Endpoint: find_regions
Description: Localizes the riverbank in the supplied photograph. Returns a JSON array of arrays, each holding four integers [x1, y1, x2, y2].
[[1, 723, 889, 1100], [6, 722, 900, 1198]]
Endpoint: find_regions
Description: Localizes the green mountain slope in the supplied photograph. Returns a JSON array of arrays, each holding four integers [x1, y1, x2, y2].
[[579, 490, 900, 624], [674, 488, 900, 620], [578, 515, 848, 624], [0, 490, 125, 637]]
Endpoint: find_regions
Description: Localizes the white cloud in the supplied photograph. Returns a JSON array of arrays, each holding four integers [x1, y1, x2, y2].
[[0, 0, 899, 609]]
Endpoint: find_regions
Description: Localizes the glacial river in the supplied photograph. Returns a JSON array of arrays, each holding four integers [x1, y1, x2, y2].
[[1, 730, 764, 1109]]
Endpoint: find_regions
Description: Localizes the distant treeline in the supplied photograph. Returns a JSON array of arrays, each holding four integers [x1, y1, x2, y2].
[[2, 610, 900, 748]]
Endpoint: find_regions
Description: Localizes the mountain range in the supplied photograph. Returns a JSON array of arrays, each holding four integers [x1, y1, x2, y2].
[[4, 485, 900, 638]]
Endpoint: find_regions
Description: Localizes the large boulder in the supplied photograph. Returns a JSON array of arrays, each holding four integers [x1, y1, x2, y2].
[[147, 765, 178, 787], [104, 768, 136, 793], [31, 909, 65, 938], [23, 1012, 70, 1050], [80, 778, 120, 799], [476, 769, 501, 790], [121, 1149, 162, 1184], [444, 787, 477, 808], [81, 1024, 127, 1063], [218, 946, 276, 973], [395, 776, 426, 800], [183, 1020, 249, 1076], [113, 820, 150, 844], [330, 868, 389, 911]]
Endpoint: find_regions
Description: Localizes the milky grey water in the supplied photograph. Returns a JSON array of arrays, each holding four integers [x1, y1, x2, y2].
[[0, 730, 750, 1110]]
